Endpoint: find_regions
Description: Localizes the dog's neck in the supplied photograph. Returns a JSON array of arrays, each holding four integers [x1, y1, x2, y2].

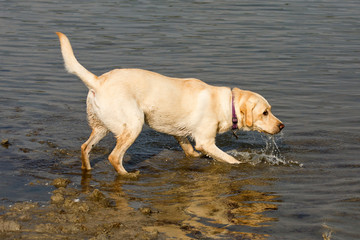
[[231, 96, 238, 130]]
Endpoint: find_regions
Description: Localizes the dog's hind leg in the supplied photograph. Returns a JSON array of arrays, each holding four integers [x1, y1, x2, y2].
[[81, 96, 109, 170], [81, 125, 108, 170], [108, 123, 143, 175], [174, 136, 202, 158]]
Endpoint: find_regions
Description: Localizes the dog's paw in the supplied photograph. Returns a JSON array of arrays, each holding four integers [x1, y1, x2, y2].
[[124, 170, 140, 179], [223, 158, 243, 164], [187, 151, 203, 158], [231, 160, 243, 164]]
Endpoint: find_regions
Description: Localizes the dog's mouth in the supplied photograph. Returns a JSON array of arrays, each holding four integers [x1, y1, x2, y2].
[[257, 129, 273, 135], [253, 122, 284, 135], [254, 127, 281, 135]]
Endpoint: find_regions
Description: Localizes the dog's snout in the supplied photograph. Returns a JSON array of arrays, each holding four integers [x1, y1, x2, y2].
[[278, 123, 285, 131]]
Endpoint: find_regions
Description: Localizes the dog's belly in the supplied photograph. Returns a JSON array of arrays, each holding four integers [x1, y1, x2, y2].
[[144, 109, 192, 137]]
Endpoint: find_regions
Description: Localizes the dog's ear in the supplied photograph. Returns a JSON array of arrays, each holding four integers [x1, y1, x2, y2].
[[240, 101, 255, 127], [233, 88, 255, 128]]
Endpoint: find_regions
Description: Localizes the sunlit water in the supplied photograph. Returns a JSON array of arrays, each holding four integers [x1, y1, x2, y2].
[[228, 133, 303, 167], [1, 0, 359, 239]]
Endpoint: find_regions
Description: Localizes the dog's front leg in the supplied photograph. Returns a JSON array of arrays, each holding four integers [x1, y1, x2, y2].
[[195, 139, 241, 164], [174, 136, 202, 158]]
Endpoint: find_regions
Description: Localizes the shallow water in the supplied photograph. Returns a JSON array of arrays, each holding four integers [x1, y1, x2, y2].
[[1, 0, 360, 239]]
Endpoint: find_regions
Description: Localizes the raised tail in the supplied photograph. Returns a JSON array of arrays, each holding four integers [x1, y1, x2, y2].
[[56, 32, 99, 90]]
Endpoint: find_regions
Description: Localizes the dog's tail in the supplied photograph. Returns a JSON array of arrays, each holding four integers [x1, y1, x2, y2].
[[56, 32, 99, 90]]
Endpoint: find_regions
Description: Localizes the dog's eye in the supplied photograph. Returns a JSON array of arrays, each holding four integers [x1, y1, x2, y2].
[[263, 110, 268, 116]]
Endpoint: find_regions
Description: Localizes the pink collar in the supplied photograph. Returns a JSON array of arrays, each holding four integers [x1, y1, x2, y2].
[[232, 96, 238, 130]]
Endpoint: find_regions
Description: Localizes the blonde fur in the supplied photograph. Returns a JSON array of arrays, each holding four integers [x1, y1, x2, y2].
[[56, 32, 98, 90], [56, 32, 284, 175]]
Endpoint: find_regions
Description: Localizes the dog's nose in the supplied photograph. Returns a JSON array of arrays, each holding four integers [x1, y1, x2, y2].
[[278, 123, 285, 131]]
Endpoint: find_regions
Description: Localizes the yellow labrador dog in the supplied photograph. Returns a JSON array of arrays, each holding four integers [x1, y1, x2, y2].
[[56, 32, 284, 175]]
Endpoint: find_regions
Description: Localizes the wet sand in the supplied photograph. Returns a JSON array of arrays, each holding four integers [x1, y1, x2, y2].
[[0, 175, 272, 240], [0, 135, 288, 240], [0, 178, 162, 240]]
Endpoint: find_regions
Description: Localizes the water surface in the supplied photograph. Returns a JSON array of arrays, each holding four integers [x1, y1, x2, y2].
[[1, 1, 359, 239]]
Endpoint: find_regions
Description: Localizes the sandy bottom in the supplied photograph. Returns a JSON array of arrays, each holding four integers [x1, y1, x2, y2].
[[0, 178, 166, 240], [0, 174, 273, 240]]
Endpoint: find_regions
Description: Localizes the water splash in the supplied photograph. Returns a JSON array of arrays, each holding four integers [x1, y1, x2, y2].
[[260, 134, 283, 162], [228, 133, 303, 167]]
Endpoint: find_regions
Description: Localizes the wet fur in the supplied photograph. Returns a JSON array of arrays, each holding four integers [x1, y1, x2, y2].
[[56, 32, 284, 175]]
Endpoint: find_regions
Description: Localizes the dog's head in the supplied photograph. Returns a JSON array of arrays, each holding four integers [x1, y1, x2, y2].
[[233, 88, 284, 134]]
